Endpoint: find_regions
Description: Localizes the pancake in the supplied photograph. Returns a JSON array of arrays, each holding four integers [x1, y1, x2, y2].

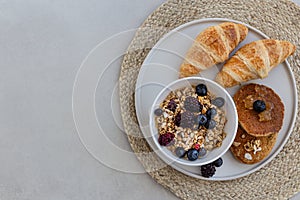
[[233, 83, 284, 137], [230, 126, 278, 164]]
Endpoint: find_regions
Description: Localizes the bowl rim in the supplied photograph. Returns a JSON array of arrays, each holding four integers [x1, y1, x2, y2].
[[149, 77, 238, 166]]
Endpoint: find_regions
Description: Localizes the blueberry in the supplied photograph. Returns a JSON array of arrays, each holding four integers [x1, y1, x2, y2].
[[206, 108, 217, 119], [196, 114, 208, 126], [175, 147, 186, 158], [205, 119, 216, 129], [211, 97, 225, 107], [198, 148, 207, 157], [154, 108, 163, 116], [196, 84, 207, 96], [187, 149, 199, 161], [253, 100, 266, 113], [212, 157, 223, 167]]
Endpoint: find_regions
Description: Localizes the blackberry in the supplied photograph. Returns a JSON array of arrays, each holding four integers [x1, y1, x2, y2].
[[158, 132, 175, 146], [201, 163, 216, 178], [184, 96, 202, 112], [167, 99, 177, 112], [174, 113, 181, 127], [180, 111, 195, 128]]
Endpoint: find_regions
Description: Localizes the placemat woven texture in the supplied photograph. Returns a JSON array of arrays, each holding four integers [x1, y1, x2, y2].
[[119, 0, 300, 199]]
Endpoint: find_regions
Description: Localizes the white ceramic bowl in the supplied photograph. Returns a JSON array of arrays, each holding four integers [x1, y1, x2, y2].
[[149, 77, 238, 166]]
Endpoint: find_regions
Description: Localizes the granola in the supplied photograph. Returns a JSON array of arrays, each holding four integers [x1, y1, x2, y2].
[[154, 85, 227, 161]]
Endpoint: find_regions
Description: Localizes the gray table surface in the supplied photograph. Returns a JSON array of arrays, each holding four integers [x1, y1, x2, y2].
[[1, 0, 300, 199]]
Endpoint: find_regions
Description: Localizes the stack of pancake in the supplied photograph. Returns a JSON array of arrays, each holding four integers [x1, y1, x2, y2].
[[230, 83, 284, 164]]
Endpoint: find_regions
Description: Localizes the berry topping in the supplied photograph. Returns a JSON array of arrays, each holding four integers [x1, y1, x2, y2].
[[187, 149, 199, 161], [196, 84, 207, 96], [205, 119, 216, 129], [211, 97, 225, 107], [167, 99, 177, 112], [253, 100, 266, 113], [213, 158, 223, 167], [201, 163, 216, 178], [206, 108, 217, 119], [194, 143, 200, 150], [175, 147, 186, 158], [180, 111, 195, 128], [184, 96, 202, 112], [158, 132, 175, 146], [154, 108, 163, 116], [196, 114, 208, 126], [174, 113, 181, 127], [198, 148, 207, 157]]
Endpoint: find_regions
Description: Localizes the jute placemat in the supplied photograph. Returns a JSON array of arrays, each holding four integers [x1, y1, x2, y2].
[[119, 0, 300, 199]]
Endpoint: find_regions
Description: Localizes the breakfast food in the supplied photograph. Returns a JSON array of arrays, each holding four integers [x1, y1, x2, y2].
[[200, 157, 223, 178], [179, 22, 248, 78], [215, 39, 296, 87], [233, 83, 284, 137], [230, 126, 277, 164], [230, 84, 284, 164], [154, 83, 227, 161]]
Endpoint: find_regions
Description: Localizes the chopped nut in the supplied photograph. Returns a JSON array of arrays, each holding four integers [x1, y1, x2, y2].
[[254, 147, 262, 154], [243, 95, 255, 109], [233, 142, 241, 147], [163, 112, 168, 118], [244, 141, 253, 152], [241, 134, 246, 139], [254, 139, 261, 147], [244, 153, 252, 160], [259, 110, 272, 122]]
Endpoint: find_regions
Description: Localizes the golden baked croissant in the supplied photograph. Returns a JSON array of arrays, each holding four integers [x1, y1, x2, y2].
[[215, 39, 296, 87], [179, 22, 248, 78]]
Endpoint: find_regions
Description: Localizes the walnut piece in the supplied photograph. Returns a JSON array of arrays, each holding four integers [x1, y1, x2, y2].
[[233, 142, 241, 147], [243, 95, 255, 109]]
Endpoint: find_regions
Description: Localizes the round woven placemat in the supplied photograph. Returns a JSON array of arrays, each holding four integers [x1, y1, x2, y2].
[[119, 0, 300, 199]]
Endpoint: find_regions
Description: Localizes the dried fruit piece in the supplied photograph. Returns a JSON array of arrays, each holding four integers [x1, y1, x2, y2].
[[167, 99, 177, 112], [158, 132, 175, 146]]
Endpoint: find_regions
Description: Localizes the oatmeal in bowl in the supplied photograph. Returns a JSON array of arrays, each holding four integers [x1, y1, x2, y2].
[[149, 77, 238, 166]]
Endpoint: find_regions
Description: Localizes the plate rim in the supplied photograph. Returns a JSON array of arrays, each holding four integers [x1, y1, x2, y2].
[[135, 17, 298, 181]]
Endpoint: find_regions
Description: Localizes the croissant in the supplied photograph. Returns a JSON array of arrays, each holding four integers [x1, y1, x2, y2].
[[179, 22, 248, 78], [215, 39, 296, 87]]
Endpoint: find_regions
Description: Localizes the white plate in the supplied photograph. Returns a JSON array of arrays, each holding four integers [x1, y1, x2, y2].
[[134, 18, 297, 181]]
